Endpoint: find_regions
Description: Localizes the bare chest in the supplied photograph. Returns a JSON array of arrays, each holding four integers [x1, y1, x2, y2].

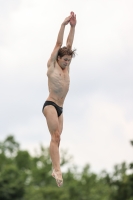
[[48, 68, 70, 86]]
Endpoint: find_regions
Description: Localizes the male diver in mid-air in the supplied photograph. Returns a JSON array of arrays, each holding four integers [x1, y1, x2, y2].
[[42, 11, 76, 187]]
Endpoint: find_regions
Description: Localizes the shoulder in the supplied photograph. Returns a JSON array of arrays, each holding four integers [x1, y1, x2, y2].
[[47, 60, 59, 75], [48, 44, 61, 66], [47, 58, 55, 68]]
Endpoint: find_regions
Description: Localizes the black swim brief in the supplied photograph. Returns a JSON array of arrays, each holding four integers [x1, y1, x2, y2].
[[42, 101, 63, 117]]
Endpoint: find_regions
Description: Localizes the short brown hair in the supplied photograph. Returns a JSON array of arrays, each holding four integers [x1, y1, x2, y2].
[[58, 46, 76, 58]]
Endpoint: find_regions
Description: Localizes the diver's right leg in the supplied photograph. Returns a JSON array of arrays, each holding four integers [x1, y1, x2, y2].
[[43, 106, 63, 186]]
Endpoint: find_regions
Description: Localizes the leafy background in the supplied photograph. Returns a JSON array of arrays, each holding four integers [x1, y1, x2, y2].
[[0, 135, 133, 200]]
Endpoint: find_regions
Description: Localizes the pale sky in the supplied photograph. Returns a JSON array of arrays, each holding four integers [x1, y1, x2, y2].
[[0, 0, 133, 173]]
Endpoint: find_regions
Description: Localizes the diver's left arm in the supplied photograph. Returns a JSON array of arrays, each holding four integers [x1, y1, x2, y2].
[[66, 12, 77, 49]]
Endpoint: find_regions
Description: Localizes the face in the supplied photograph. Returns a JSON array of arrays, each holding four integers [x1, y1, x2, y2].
[[57, 55, 72, 69]]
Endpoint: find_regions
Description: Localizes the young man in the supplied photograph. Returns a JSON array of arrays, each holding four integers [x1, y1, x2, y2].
[[42, 12, 76, 187]]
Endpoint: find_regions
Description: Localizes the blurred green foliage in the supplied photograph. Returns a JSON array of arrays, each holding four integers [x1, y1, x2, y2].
[[0, 135, 133, 200]]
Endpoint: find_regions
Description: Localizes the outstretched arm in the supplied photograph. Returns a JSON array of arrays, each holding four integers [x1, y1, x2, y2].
[[47, 14, 72, 67], [66, 12, 77, 49]]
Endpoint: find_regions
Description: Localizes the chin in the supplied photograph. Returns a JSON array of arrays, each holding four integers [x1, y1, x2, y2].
[[61, 66, 66, 69]]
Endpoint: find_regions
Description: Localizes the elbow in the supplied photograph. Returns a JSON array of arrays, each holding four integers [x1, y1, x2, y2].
[[56, 42, 62, 48]]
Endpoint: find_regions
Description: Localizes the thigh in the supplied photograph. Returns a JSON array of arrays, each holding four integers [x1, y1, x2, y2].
[[43, 105, 59, 135], [58, 114, 63, 135]]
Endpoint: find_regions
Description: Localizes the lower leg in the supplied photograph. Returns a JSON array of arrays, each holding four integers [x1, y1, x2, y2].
[[49, 139, 62, 180]]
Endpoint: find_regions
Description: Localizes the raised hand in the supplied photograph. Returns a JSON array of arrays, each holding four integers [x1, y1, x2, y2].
[[70, 11, 76, 27], [62, 14, 72, 26]]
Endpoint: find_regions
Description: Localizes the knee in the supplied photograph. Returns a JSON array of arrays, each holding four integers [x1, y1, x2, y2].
[[51, 131, 61, 144]]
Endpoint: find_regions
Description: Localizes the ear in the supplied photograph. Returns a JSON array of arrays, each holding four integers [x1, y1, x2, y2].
[[57, 56, 61, 61]]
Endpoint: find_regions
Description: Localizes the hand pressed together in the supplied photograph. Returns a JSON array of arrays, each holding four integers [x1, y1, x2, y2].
[[62, 11, 76, 27], [62, 15, 72, 26], [70, 11, 76, 27]]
